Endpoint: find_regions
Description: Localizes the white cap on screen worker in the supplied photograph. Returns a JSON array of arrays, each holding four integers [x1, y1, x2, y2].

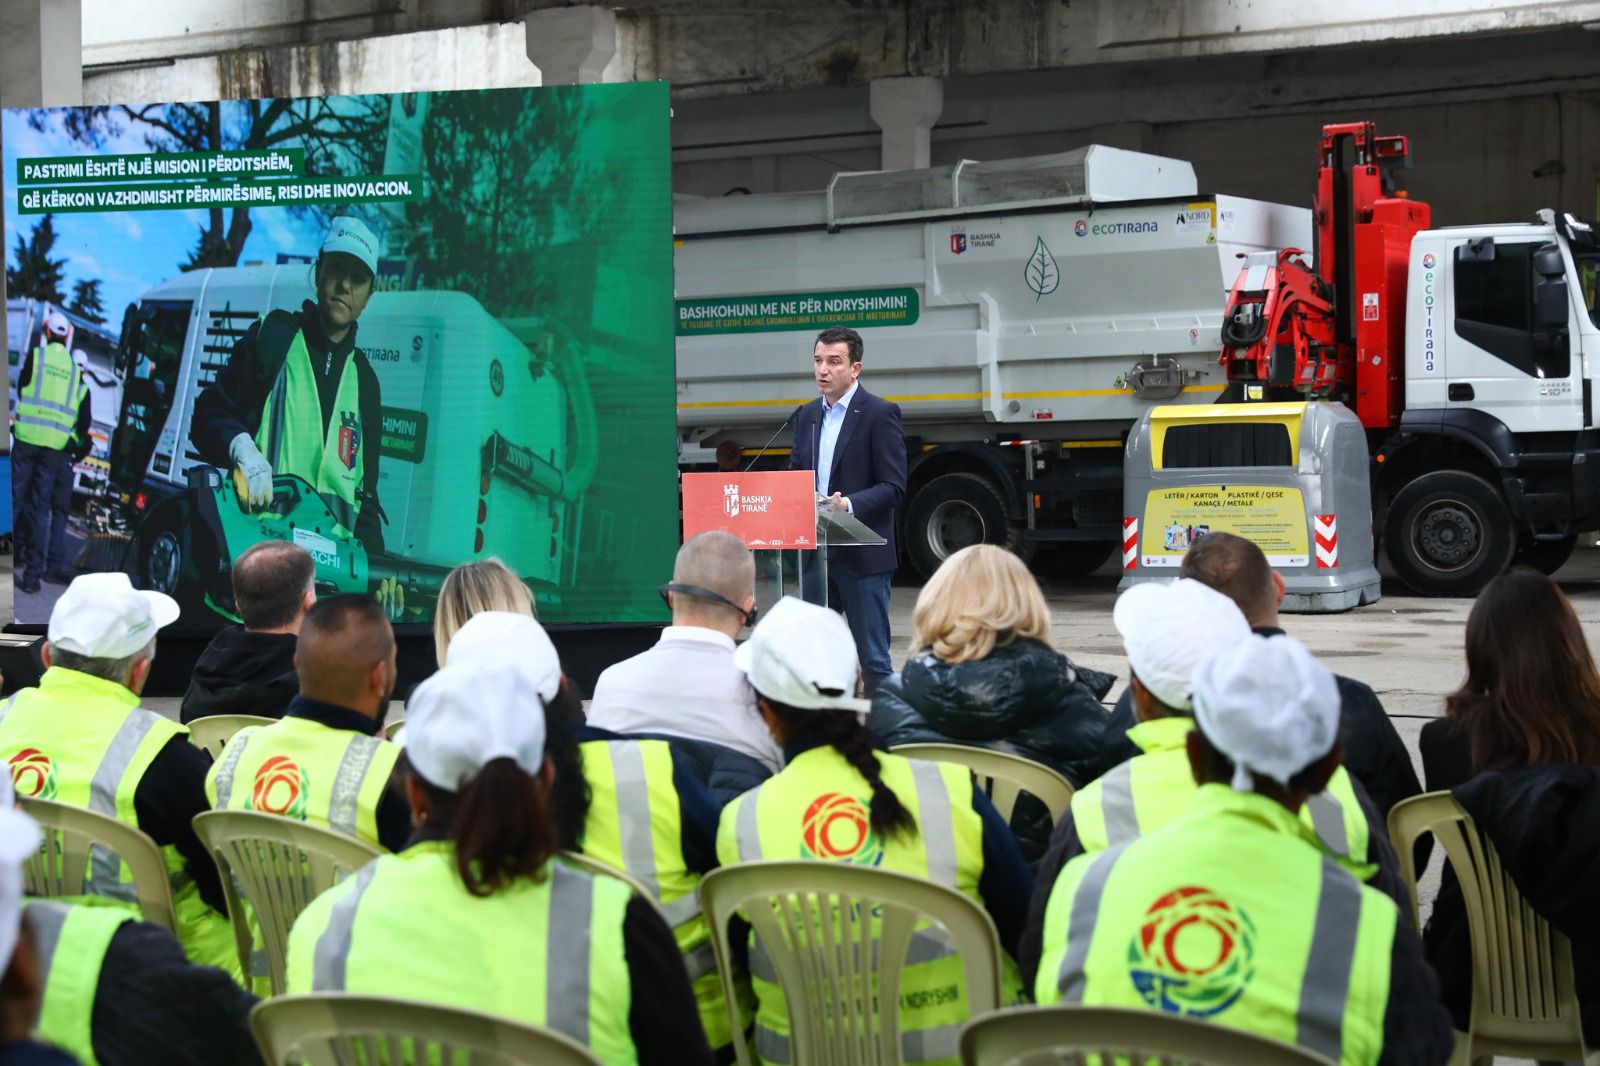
[[1112, 578, 1251, 711], [404, 661, 547, 791], [49, 573, 179, 659], [733, 596, 870, 713], [320, 216, 380, 277]]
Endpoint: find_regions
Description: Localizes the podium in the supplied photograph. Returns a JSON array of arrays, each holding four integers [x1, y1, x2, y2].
[[682, 471, 886, 615]]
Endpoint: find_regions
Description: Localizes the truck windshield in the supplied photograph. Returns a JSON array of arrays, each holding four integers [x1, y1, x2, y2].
[[1580, 255, 1600, 329], [110, 300, 191, 490]]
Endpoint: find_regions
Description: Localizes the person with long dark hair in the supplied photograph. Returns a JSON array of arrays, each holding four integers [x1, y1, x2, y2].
[[718, 597, 1032, 1066], [286, 658, 711, 1066]]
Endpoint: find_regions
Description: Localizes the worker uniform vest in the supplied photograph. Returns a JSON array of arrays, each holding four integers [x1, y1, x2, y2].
[[578, 738, 732, 1049], [1035, 785, 1396, 1066], [206, 714, 399, 992], [1073, 717, 1375, 881], [286, 842, 637, 1064], [25, 900, 131, 1066], [252, 318, 363, 533], [716, 745, 1013, 1066], [15, 343, 85, 451], [0, 668, 238, 978]]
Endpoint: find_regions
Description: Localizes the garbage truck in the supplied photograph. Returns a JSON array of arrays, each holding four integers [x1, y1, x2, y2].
[[103, 264, 595, 620], [674, 135, 1600, 596]]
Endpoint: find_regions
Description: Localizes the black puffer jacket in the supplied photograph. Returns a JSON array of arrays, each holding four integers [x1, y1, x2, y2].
[[869, 639, 1114, 860]]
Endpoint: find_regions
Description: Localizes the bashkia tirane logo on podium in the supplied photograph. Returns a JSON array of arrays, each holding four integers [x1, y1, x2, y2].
[[684, 470, 814, 548]]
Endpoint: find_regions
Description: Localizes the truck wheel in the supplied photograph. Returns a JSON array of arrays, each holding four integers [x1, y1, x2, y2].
[[141, 514, 186, 598], [1513, 535, 1578, 576], [905, 472, 1015, 579], [1034, 542, 1115, 581], [1384, 471, 1514, 597]]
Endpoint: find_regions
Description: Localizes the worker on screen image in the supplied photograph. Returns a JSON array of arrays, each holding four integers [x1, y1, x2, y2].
[[191, 216, 386, 554]]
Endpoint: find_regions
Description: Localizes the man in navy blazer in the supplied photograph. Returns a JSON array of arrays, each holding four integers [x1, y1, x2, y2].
[[790, 327, 907, 693]]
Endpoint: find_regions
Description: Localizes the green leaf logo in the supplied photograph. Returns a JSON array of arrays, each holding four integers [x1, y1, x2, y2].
[[1026, 236, 1060, 301]]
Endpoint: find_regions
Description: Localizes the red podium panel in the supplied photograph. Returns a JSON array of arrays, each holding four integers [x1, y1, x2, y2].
[[683, 471, 815, 548]]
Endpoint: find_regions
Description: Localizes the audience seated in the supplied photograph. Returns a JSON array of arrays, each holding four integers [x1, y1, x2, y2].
[[869, 545, 1114, 859], [180, 542, 313, 723], [588, 532, 778, 804], [430, 557, 534, 667], [718, 597, 1033, 1066], [1033, 634, 1454, 1066], [286, 657, 711, 1066], [1420, 567, 1600, 1046]]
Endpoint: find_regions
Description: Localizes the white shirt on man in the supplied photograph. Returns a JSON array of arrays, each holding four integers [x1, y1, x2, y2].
[[586, 625, 782, 771], [815, 380, 858, 502]]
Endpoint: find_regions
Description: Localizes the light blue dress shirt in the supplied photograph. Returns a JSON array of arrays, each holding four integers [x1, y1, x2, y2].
[[815, 381, 858, 510]]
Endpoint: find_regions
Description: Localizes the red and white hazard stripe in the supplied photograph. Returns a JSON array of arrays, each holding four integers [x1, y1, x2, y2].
[[1122, 517, 1139, 569], [1315, 514, 1339, 569]]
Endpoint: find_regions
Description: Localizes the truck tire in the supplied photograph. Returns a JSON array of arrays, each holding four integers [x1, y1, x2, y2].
[[1384, 471, 1514, 597], [140, 512, 186, 599], [905, 472, 1017, 579], [1514, 535, 1578, 576]]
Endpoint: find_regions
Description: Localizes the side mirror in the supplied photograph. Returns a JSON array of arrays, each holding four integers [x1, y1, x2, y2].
[[1533, 243, 1565, 278], [115, 302, 138, 376], [1534, 275, 1569, 333]]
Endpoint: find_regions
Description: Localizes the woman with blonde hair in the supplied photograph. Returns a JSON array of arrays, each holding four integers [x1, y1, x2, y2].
[[869, 545, 1112, 857], [432, 557, 534, 666]]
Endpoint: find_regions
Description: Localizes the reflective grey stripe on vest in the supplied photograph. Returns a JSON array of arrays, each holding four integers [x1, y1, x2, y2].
[[0, 695, 18, 722], [327, 735, 387, 837], [755, 1025, 791, 1064], [26, 900, 70, 979], [1056, 842, 1131, 1003], [1099, 764, 1140, 845], [735, 794, 762, 862], [749, 926, 958, 983], [546, 862, 593, 1045], [906, 760, 958, 888], [210, 730, 255, 809], [683, 942, 718, 982], [87, 711, 161, 901], [661, 892, 701, 928], [310, 862, 378, 991], [1296, 858, 1363, 1061], [753, 1019, 962, 1065], [1305, 792, 1350, 858], [611, 742, 661, 897]]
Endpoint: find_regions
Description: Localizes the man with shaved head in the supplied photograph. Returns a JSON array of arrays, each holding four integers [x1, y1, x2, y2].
[[588, 531, 779, 801]]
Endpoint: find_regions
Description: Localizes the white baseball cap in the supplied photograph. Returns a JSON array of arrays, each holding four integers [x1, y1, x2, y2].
[[733, 596, 869, 713], [43, 311, 70, 340], [443, 611, 561, 703], [320, 216, 380, 277], [0, 774, 40, 970], [1192, 634, 1342, 791], [49, 573, 179, 660], [1112, 578, 1252, 711], [403, 661, 548, 791]]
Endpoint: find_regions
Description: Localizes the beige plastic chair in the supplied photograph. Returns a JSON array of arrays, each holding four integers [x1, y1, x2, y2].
[[959, 1005, 1338, 1066], [1389, 791, 1596, 1065], [193, 810, 382, 995], [891, 743, 1075, 825], [383, 718, 406, 742], [557, 850, 671, 924], [19, 797, 177, 932], [699, 859, 1004, 1066], [187, 714, 276, 760], [252, 993, 601, 1066]]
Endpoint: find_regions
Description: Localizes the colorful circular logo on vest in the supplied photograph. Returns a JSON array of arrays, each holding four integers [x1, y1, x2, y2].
[[1127, 886, 1256, 1018], [249, 756, 310, 820], [8, 749, 56, 800], [800, 793, 882, 866]]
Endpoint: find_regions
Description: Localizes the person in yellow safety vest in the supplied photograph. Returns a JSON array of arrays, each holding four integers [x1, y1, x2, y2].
[[443, 610, 738, 1057], [190, 216, 385, 556], [0, 771, 78, 1064], [0, 574, 238, 981], [1035, 635, 1455, 1066], [11, 311, 91, 596], [1017, 578, 1410, 991], [286, 658, 713, 1066], [717, 598, 1034, 1066]]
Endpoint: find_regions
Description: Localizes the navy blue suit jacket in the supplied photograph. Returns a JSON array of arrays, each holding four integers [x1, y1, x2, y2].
[[790, 386, 907, 575]]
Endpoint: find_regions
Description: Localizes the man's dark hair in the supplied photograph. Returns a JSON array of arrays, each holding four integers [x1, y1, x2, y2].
[[296, 594, 395, 701], [1179, 531, 1276, 624], [233, 541, 315, 630], [814, 326, 864, 364], [300, 594, 392, 645]]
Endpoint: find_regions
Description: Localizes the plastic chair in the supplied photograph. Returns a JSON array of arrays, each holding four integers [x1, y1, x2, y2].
[[18, 797, 177, 932], [1389, 791, 1596, 1065], [193, 810, 382, 995], [890, 743, 1075, 824], [252, 994, 601, 1066], [699, 859, 1005, 1066], [959, 1005, 1338, 1066], [557, 850, 671, 925], [187, 714, 276, 760], [383, 718, 406, 742]]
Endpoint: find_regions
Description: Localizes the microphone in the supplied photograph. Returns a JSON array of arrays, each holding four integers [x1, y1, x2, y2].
[[744, 402, 806, 472]]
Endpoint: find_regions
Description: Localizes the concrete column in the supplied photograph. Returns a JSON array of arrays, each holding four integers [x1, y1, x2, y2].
[[0, 0, 83, 108], [525, 5, 617, 86], [869, 76, 943, 171]]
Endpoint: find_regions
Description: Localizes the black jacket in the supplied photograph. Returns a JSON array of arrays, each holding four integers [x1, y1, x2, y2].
[[789, 387, 907, 576], [179, 627, 299, 723], [1424, 765, 1600, 1046], [870, 639, 1113, 859]]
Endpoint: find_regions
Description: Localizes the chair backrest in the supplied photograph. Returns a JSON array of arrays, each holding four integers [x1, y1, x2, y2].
[[959, 1005, 1338, 1066], [18, 796, 176, 931], [557, 850, 671, 925], [383, 718, 406, 743], [193, 810, 382, 995], [252, 993, 602, 1066], [187, 714, 277, 760], [699, 860, 1004, 1066], [890, 743, 1074, 825], [1388, 790, 1589, 1062]]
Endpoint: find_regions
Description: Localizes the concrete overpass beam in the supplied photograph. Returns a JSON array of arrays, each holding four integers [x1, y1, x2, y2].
[[1, 0, 82, 108], [869, 76, 942, 171], [525, 5, 617, 86]]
